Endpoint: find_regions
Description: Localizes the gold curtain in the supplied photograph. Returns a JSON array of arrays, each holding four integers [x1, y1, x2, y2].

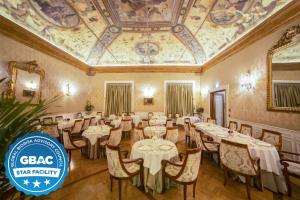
[[166, 83, 193, 116], [105, 83, 132, 116], [274, 83, 300, 107]]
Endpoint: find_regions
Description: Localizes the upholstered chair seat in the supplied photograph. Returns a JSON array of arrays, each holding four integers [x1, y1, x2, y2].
[[162, 148, 201, 200], [106, 145, 144, 200], [73, 140, 86, 148], [204, 143, 219, 151], [220, 139, 262, 200], [282, 161, 300, 175]]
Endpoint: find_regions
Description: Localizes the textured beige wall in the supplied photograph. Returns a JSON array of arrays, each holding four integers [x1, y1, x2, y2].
[[200, 19, 300, 131], [88, 73, 201, 112], [0, 33, 200, 114], [0, 33, 89, 113], [272, 70, 300, 80]]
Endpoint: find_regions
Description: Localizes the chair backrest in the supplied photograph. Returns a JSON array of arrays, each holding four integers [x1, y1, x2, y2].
[[121, 112, 128, 118], [240, 124, 252, 136], [166, 119, 173, 128], [167, 113, 172, 118], [148, 112, 154, 119], [175, 113, 180, 118], [55, 116, 63, 122], [123, 115, 132, 120], [184, 121, 190, 136], [89, 117, 97, 126], [190, 124, 196, 141], [62, 130, 75, 150], [81, 118, 90, 131], [141, 119, 149, 128], [97, 112, 102, 118], [106, 145, 129, 178], [184, 117, 191, 123], [71, 119, 82, 134], [176, 148, 201, 183], [43, 117, 53, 125], [99, 118, 105, 125], [194, 129, 201, 148], [166, 127, 178, 144], [108, 127, 122, 146], [228, 121, 238, 131], [262, 129, 282, 150], [220, 139, 258, 176], [207, 118, 216, 124], [134, 127, 144, 142], [121, 119, 132, 132], [41, 124, 59, 138], [76, 112, 83, 118]]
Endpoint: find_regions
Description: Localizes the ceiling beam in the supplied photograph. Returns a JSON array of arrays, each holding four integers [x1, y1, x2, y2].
[[201, 1, 300, 73]]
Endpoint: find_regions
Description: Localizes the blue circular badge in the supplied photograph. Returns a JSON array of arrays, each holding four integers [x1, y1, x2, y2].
[[5, 133, 68, 196]]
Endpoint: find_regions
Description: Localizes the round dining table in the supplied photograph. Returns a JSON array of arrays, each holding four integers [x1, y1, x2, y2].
[[131, 139, 178, 193], [144, 126, 166, 138], [82, 125, 111, 159], [149, 115, 167, 126]]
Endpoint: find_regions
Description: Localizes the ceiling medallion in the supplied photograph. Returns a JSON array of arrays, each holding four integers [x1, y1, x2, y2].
[[108, 25, 121, 33], [134, 42, 160, 64], [172, 24, 184, 33]]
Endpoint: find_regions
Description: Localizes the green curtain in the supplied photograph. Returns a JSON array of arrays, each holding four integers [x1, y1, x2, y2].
[[273, 83, 300, 107], [166, 83, 193, 116], [105, 83, 132, 116]]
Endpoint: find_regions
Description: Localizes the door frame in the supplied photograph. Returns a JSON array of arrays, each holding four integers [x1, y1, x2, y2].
[[208, 85, 229, 127], [210, 90, 226, 127]]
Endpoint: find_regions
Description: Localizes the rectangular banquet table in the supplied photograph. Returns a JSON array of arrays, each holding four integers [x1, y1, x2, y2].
[[195, 122, 287, 193]]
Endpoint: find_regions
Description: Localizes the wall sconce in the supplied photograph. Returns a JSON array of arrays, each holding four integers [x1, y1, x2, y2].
[[143, 87, 154, 98], [25, 80, 37, 91], [201, 87, 209, 96], [63, 83, 76, 96], [215, 82, 220, 89], [240, 70, 256, 91]]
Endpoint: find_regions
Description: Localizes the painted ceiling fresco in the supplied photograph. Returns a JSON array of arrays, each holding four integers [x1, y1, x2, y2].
[[0, 0, 293, 67]]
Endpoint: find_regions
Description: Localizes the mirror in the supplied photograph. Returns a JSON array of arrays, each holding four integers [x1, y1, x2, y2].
[[267, 25, 300, 112], [7, 61, 45, 104]]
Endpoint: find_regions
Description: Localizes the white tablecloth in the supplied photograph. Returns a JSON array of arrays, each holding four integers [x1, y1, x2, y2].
[[176, 116, 200, 126], [57, 119, 79, 130], [131, 115, 141, 126], [111, 119, 121, 128], [144, 126, 166, 138], [131, 139, 178, 175], [82, 125, 110, 145], [149, 116, 167, 126], [195, 122, 286, 193]]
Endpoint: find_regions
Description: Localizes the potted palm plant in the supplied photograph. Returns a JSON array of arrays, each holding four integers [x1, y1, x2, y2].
[[0, 78, 57, 199]]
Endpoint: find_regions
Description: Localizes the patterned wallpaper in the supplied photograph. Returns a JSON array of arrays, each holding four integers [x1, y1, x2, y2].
[[0, 0, 292, 66]]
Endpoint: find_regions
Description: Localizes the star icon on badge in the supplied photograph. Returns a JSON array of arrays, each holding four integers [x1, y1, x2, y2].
[[23, 179, 30, 185], [33, 180, 41, 188], [44, 179, 50, 186]]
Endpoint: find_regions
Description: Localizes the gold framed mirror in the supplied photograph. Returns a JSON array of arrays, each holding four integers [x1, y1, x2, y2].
[[7, 61, 45, 104], [267, 25, 300, 112]]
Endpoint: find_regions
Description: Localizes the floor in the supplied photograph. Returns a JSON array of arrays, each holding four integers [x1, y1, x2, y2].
[[50, 130, 300, 200]]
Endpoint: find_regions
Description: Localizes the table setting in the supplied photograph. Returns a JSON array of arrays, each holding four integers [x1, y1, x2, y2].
[[149, 115, 167, 126], [82, 125, 111, 159], [195, 122, 287, 193], [131, 138, 178, 193], [176, 116, 201, 126]]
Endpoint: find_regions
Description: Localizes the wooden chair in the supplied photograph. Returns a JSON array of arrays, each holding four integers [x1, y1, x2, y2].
[[41, 124, 60, 140], [121, 119, 132, 138], [133, 127, 145, 142], [76, 112, 83, 118], [166, 119, 173, 128], [240, 124, 253, 137], [69, 119, 83, 139], [121, 112, 128, 118], [175, 113, 180, 118], [98, 127, 122, 157], [167, 113, 172, 118], [220, 139, 262, 200], [207, 118, 216, 124], [62, 129, 87, 170], [197, 129, 220, 166], [228, 121, 238, 131], [279, 151, 300, 197], [162, 147, 201, 200], [141, 119, 149, 128], [97, 112, 102, 118], [81, 118, 90, 132], [89, 117, 97, 126], [165, 127, 179, 144], [260, 129, 282, 151], [55, 115, 63, 122], [43, 117, 53, 125], [184, 121, 191, 146], [148, 112, 154, 120], [106, 145, 144, 200]]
